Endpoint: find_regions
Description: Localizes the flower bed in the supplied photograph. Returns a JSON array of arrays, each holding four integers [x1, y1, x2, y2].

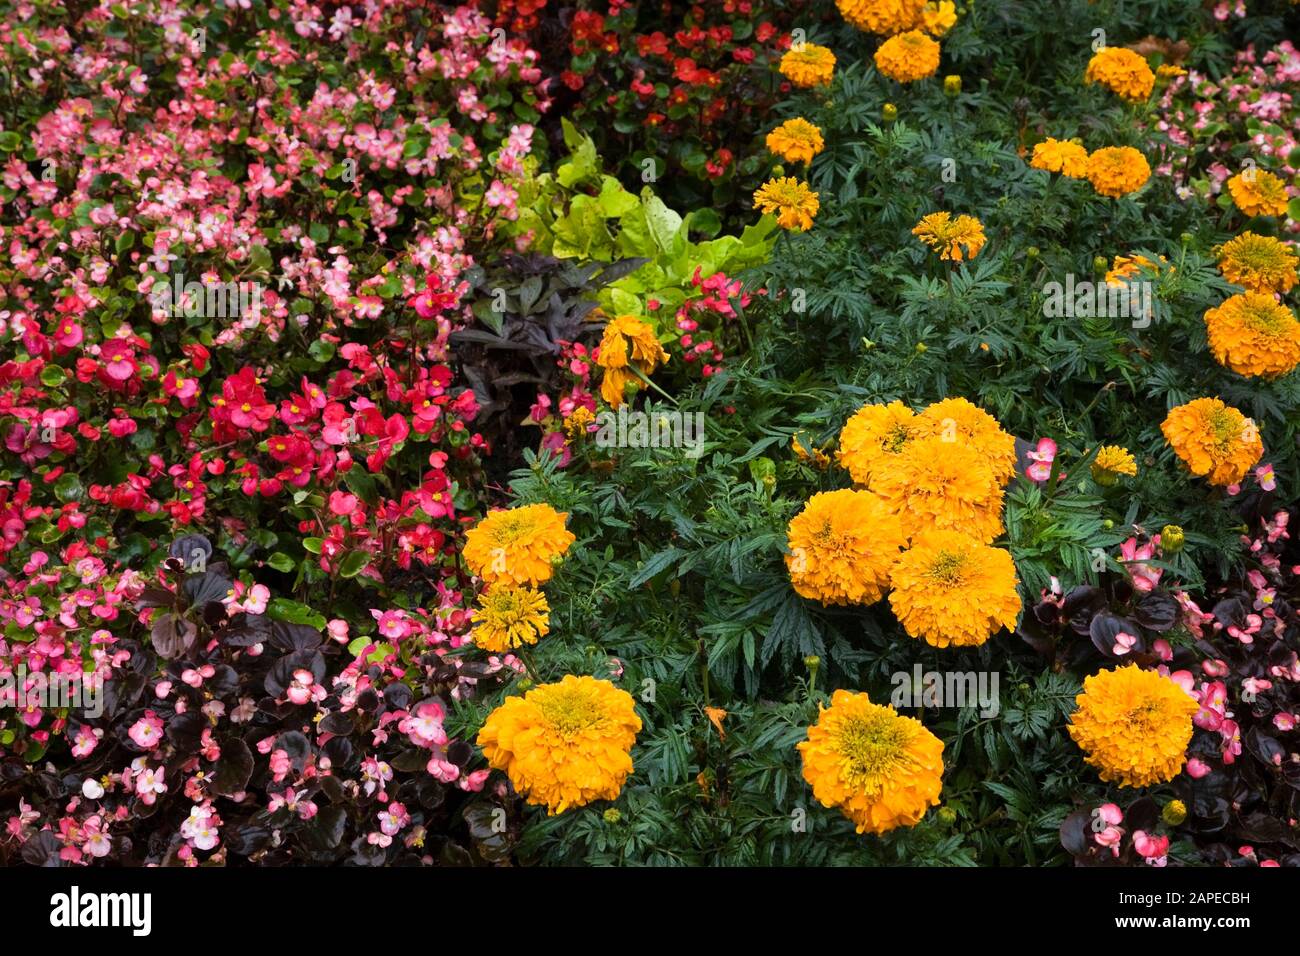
[[2, 0, 1300, 868]]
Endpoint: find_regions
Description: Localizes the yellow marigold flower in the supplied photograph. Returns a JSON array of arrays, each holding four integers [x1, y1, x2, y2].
[[1227, 169, 1290, 218], [1161, 397, 1263, 487], [888, 530, 1020, 648], [913, 396, 1017, 485], [1105, 253, 1167, 286], [836, 400, 917, 486], [1068, 665, 1198, 788], [1030, 138, 1090, 179], [597, 314, 668, 408], [1084, 47, 1155, 101], [798, 690, 944, 835], [563, 406, 595, 440], [921, 0, 957, 36], [766, 117, 825, 165], [1091, 445, 1137, 486], [1157, 64, 1187, 79], [464, 503, 576, 586], [753, 176, 820, 232], [1086, 146, 1151, 198], [1217, 231, 1299, 294], [792, 433, 831, 470], [780, 43, 836, 88], [472, 584, 550, 653], [870, 436, 1005, 543], [835, 0, 925, 35], [785, 489, 906, 606], [912, 211, 986, 261], [1203, 292, 1300, 379], [477, 675, 641, 814], [874, 30, 941, 84]]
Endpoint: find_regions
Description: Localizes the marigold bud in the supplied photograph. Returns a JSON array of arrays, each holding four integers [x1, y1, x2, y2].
[[1162, 799, 1187, 826], [1161, 525, 1185, 553]]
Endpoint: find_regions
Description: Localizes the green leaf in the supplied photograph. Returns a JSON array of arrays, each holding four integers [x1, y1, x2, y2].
[[338, 550, 369, 578], [267, 598, 326, 631], [266, 552, 295, 572], [343, 467, 380, 507], [629, 547, 686, 588]]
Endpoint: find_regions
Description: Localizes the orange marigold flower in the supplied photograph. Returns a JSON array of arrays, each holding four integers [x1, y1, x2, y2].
[[1105, 253, 1168, 286], [874, 30, 941, 83], [837, 400, 917, 486], [1226, 169, 1290, 218], [785, 489, 906, 606], [798, 690, 944, 835], [869, 436, 1005, 544], [1203, 292, 1300, 378], [1084, 47, 1155, 101], [835, 0, 925, 35], [912, 211, 986, 261], [596, 314, 668, 408], [888, 530, 1020, 648], [477, 675, 641, 814], [779, 43, 836, 88], [1030, 138, 1089, 179], [1161, 397, 1263, 487], [1217, 231, 1299, 294], [753, 176, 820, 232], [464, 502, 576, 587], [765, 117, 825, 165], [1068, 665, 1198, 788], [1086, 146, 1151, 198], [921, 0, 957, 36], [913, 397, 1017, 485]]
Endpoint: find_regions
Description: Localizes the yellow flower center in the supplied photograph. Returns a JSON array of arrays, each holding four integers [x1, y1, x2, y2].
[[537, 686, 606, 737], [836, 712, 911, 785], [1207, 407, 1242, 447], [926, 549, 968, 586], [1240, 300, 1288, 336], [884, 424, 911, 453]]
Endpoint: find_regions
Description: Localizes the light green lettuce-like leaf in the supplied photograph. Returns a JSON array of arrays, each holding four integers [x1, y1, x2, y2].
[[552, 194, 613, 259], [597, 175, 639, 217]]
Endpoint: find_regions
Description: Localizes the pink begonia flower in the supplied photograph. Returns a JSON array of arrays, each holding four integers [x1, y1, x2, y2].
[[1025, 437, 1060, 483], [134, 765, 168, 805], [401, 701, 448, 748], [128, 711, 164, 749], [1255, 463, 1276, 491], [1133, 830, 1169, 866], [1186, 756, 1213, 779], [327, 619, 350, 643], [1119, 537, 1162, 592], [1113, 631, 1138, 656], [378, 802, 411, 836], [372, 609, 412, 641]]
